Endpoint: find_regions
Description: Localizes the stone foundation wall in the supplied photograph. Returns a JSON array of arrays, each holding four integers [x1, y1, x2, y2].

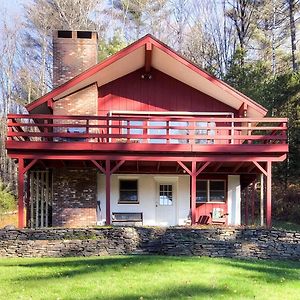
[[0, 227, 299, 260], [52, 169, 97, 227]]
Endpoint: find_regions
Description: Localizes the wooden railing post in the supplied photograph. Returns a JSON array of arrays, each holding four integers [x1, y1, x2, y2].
[[247, 122, 252, 144], [44, 119, 48, 142], [282, 122, 287, 144], [107, 116, 110, 143], [86, 119, 90, 134], [166, 120, 170, 144]]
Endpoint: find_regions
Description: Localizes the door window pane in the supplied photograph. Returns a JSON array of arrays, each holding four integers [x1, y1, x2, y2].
[[159, 184, 173, 205]]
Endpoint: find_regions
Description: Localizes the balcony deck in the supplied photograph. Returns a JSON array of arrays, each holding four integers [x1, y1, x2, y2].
[[6, 114, 288, 160]]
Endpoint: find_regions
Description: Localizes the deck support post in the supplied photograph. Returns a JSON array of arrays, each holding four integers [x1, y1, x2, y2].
[[251, 181, 255, 225], [245, 186, 249, 225], [17, 158, 39, 228], [91, 159, 125, 226], [191, 161, 197, 225], [177, 161, 210, 225], [266, 161, 272, 228], [260, 173, 264, 226], [18, 159, 25, 229], [105, 160, 111, 225]]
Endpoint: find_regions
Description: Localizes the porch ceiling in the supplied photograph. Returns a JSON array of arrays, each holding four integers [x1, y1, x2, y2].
[[28, 159, 265, 176]]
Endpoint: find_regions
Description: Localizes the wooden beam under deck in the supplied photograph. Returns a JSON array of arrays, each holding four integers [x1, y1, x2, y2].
[[8, 153, 287, 163], [6, 141, 288, 155]]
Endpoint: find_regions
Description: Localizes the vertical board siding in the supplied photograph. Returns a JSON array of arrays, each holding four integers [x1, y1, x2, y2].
[[98, 68, 237, 115], [195, 203, 228, 225]]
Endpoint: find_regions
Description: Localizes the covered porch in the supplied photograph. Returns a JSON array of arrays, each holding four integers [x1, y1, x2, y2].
[[14, 155, 284, 229]]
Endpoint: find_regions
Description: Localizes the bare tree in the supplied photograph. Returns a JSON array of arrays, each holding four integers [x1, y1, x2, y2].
[[286, 0, 299, 71], [0, 12, 25, 192], [184, 0, 237, 77], [226, 0, 261, 65]]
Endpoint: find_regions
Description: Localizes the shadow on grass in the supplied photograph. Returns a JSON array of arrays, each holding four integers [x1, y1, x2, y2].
[[218, 258, 300, 283], [4, 256, 179, 282], [3, 255, 300, 286], [80, 283, 231, 300], [2, 256, 234, 299]]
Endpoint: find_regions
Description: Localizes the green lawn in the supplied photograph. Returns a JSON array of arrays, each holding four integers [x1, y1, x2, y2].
[[272, 220, 300, 232], [0, 256, 299, 300]]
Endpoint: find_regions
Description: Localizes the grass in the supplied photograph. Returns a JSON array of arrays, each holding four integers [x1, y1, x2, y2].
[[0, 256, 299, 300], [272, 220, 300, 232], [0, 212, 17, 228]]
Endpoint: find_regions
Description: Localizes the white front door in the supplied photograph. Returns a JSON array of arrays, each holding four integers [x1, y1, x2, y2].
[[155, 183, 176, 226]]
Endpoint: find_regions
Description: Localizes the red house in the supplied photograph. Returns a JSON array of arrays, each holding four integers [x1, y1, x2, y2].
[[6, 31, 288, 229]]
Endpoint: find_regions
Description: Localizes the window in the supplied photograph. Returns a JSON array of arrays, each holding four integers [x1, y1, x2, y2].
[[210, 181, 226, 201], [196, 180, 225, 203], [77, 31, 92, 39], [196, 180, 208, 202], [57, 30, 72, 38], [159, 184, 173, 206], [119, 180, 138, 203]]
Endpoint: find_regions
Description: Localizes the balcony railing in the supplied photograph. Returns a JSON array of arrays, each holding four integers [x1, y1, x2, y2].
[[7, 114, 287, 147]]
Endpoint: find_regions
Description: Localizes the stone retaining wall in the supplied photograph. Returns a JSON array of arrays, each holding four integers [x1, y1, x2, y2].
[[0, 227, 299, 260]]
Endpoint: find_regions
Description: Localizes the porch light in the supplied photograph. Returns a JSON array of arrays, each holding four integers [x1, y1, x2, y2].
[[141, 73, 152, 80]]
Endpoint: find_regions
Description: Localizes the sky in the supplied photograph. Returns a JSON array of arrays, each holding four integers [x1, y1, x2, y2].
[[0, 0, 23, 17]]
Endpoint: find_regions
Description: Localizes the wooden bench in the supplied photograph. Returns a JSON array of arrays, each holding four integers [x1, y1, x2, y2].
[[112, 212, 143, 225]]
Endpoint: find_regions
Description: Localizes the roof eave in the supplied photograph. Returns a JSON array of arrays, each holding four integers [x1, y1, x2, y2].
[[26, 34, 268, 117]]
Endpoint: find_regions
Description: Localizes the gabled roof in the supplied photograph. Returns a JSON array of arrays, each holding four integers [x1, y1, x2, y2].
[[27, 34, 267, 117]]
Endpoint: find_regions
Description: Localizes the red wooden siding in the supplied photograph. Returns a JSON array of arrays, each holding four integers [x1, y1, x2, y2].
[[194, 174, 228, 225], [98, 68, 237, 115], [195, 202, 228, 224]]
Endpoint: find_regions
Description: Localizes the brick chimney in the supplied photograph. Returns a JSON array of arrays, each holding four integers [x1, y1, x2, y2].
[[53, 30, 98, 88], [52, 30, 98, 117]]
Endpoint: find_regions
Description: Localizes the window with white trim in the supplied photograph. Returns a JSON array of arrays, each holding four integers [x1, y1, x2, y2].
[[196, 180, 225, 203], [119, 180, 138, 203]]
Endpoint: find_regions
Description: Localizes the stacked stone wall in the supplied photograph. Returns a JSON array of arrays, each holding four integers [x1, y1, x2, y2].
[[0, 227, 299, 259]]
